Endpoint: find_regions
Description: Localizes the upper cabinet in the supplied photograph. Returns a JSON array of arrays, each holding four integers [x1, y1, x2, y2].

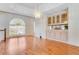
[[56, 15, 60, 24], [48, 17, 51, 25], [52, 16, 55, 24], [61, 12, 68, 24], [48, 9, 68, 25], [47, 9, 68, 30]]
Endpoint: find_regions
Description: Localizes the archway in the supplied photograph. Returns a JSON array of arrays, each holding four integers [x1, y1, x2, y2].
[[9, 18, 25, 37]]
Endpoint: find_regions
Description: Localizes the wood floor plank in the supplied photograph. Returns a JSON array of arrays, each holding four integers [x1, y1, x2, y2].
[[0, 36, 79, 55]]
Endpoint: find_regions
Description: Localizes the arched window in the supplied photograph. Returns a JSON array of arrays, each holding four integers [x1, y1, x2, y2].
[[9, 18, 25, 37]]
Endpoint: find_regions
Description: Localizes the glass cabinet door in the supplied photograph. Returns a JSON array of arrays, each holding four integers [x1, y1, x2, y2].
[[61, 13, 68, 24], [56, 15, 60, 24], [53, 16, 55, 24], [48, 17, 51, 25]]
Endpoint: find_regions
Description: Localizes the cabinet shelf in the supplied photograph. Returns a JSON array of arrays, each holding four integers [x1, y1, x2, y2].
[[48, 23, 68, 26], [52, 23, 68, 26]]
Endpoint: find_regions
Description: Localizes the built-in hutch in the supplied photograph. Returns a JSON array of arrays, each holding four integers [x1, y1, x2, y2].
[[47, 9, 68, 42], [48, 9, 68, 30]]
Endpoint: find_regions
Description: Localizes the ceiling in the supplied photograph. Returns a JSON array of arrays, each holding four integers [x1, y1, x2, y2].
[[0, 3, 64, 17], [18, 3, 64, 12], [18, 3, 41, 9]]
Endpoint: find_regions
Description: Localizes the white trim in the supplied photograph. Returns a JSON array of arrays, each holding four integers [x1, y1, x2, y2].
[[47, 38, 79, 47]]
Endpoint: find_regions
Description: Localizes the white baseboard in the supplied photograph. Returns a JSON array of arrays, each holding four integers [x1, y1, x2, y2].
[[34, 35, 46, 39], [47, 38, 79, 47]]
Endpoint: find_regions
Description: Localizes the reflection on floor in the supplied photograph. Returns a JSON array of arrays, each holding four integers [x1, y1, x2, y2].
[[0, 36, 79, 55]]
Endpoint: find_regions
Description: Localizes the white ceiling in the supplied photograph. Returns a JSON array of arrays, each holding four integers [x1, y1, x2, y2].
[[19, 3, 63, 12], [18, 3, 41, 9], [0, 3, 64, 17]]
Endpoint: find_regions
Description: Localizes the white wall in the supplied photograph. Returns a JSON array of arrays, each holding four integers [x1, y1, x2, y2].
[[34, 15, 47, 39], [68, 4, 79, 46], [0, 11, 34, 41], [0, 31, 4, 41]]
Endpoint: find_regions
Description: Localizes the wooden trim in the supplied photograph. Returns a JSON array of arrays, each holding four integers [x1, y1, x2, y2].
[[4, 28, 6, 41], [0, 28, 6, 42]]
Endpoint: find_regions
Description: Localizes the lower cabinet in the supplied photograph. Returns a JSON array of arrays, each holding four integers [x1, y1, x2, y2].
[[47, 30, 68, 42]]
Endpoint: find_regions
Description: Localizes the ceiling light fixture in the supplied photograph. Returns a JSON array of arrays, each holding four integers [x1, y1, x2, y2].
[[34, 10, 42, 18], [34, 4, 42, 18]]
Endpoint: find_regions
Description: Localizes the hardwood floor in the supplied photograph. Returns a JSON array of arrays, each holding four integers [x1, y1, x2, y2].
[[0, 36, 79, 55]]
